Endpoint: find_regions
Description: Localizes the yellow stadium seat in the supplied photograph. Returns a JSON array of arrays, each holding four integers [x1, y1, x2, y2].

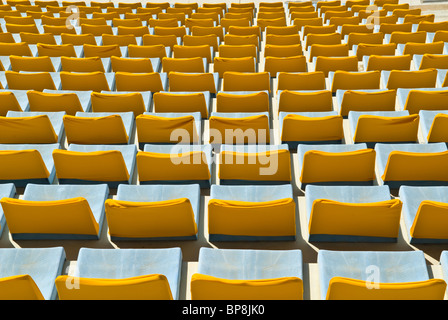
[[81, 24, 113, 36], [5, 71, 56, 91], [403, 90, 448, 115], [128, 44, 167, 59], [83, 44, 122, 58], [19, 32, 56, 45], [60, 71, 110, 92], [9, 55, 55, 72], [115, 72, 165, 92], [216, 91, 269, 113], [339, 90, 396, 117], [0, 114, 58, 144], [403, 42, 444, 58], [60, 33, 97, 46], [91, 92, 147, 116], [27, 90, 84, 116], [60, 57, 105, 73], [0, 91, 22, 116], [142, 34, 178, 49], [37, 43, 77, 57], [278, 90, 333, 113], [265, 34, 301, 46], [305, 32, 341, 50], [173, 45, 212, 63], [264, 56, 308, 78], [168, 72, 217, 94], [315, 56, 358, 77], [331, 71, 381, 93], [277, 71, 326, 91], [223, 71, 270, 93], [356, 43, 397, 61], [0, 42, 36, 57], [366, 55, 412, 71], [386, 69, 437, 90], [309, 43, 349, 62], [153, 91, 209, 118], [111, 56, 154, 73], [213, 57, 256, 78], [102, 34, 138, 46]]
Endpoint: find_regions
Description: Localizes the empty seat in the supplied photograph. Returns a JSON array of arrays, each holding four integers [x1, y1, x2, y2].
[[115, 72, 166, 92], [60, 57, 106, 73], [366, 55, 412, 71], [265, 34, 301, 46], [348, 111, 419, 147], [183, 34, 219, 51], [136, 112, 201, 149], [216, 91, 269, 113], [402, 42, 444, 58], [277, 72, 327, 91], [60, 71, 111, 92], [55, 247, 182, 300], [278, 90, 333, 113], [0, 111, 64, 144], [305, 33, 341, 50], [168, 72, 218, 95], [419, 110, 448, 143], [5, 71, 57, 91], [306, 185, 402, 242], [280, 112, 343, 149], [222, 72, 270, 93], [417, 54, 448, 70], [208, 184, 296, 241], [336, 89, 397, 117], [63, 112, 133, 145], [0, 143, 59, 186], [218, 144, 291, 184], [315, 56, 358, 77], [153, 91, 210, 118], [389, 31, 427, 45], [91, 91, 149, 117], [330, 71, 381, 93], [19, 32, 56, 45], [400, 186, 448, 244], [102, 34, 138, 46], [297, 144, 376, 189], [83, 44, 122, 58], [318, 250, 446, 300], [142, 35, 179, 49], [0, 183, 15, 234], [9, 56, 55, 72], [137, 144, 212, 188], [1, 184, 108, 240], [105, 184, 200, 241], [213, 57, 256, 78], [173, 45, 213, 64], [347, 32, 384, 50], [191, 248, 303, 300], [162, 57, 206, 75], [27, 90, 87, 115], [375, 142, 448, 188], [356, 43, 397, 61], [37, 43, 77, 58], [0, 247, 65, 300], [0, 91, 23, 116], [384, 69, 437, 90], [264, 44, 302, 58], [53, 144, 137, 188], [209, 112, 270, 144], [309, 43, 349, 62], [264, 56, 307, 78]]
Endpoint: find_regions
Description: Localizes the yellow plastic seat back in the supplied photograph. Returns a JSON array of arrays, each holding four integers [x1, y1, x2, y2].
[[315, 56, 358, 77], [5, 71, 56, 91], [36, 43, 77, 57], [81, 24, 113, 36], [115, 72, 164, 92], [208, 198, 296, 238], [0, 42, 32, 56], [0, 149, 50, 181], [111, 56, 154, 73], [403, 42, 444, 58], [162, 57, 205, 76], [427, 113, 448, 142], [0, 275, 44, 300], [223, 72, 270, 92], [309, 199, 402, 238], [105, 198, 197, 239], [191, 274, 303, 300], [55, 274, 173, 300], [137, 150, 211, 182], [9, 55, 55, 72], [410, 200, 448, 239], [281, 114, 343, 142], [216, 91, 269, 113], [277, 72, 326, 91], [53, 149, 130, 183], [265, 34, 301, 46], [173, 44, 212, 63], [0, 115, 58, 144], [0, 91, 22, 116], [353, 114, 419, 143], [60, 33, 97, 46], [264, 44, 302, 58], [19, 32, 56, 45], [183, 34, 219, 51], [63, 115, 129, 145], [386, 69, 437, 90], [83, 44, 121, 58], [153, 92, 208, 118], [331, 71, 381, 93], [309, 43, 349, 62], [356, 43, 397, 61], [91, 92, 146, 116], [340, 90, 396, 117], [419, 54, 448, 70], [117, 26, 150, 37], [279, 90, 333, 113], [264, 56, 307, 78], [218, 149, 291, 182], [213, 57, 256, 78], [367, 55, 412, 71], [60, 71, 110, 92], [101, 34, 138, 46], [300, 149, 376, 184], [382, 150, 448, 183], [60, 57, 106, 73], [389, 31, 427, 45], [136, 114, 199, 144], [347, 32, 384, 49], [168, 72, 217, 94], [326, 277, 446, 300], [1, 197, 99, 236], [27, 90, 83, 116], [128, 44, 167, 59], [209, 114, 270, 144]]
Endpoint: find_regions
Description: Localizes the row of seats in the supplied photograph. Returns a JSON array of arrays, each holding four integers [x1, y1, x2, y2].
[[1, 246, 447, 300], [1, 141, 448, 189], [1, 182, 448, 244]]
